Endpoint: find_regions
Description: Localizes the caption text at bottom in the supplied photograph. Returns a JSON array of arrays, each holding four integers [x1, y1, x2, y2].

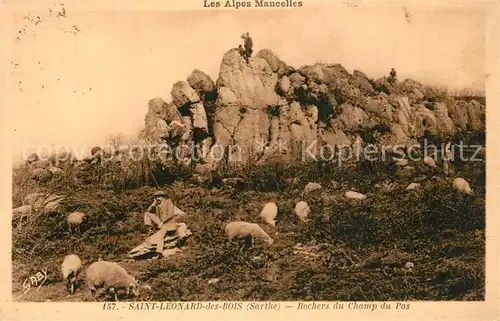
[[102, 302, 411, 311]]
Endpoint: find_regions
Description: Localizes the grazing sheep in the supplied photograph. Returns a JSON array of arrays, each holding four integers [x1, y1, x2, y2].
[[304, 182, 322, 194], [61, 254, 82, 294], [85, 260, 139, 301], [47, 165, 65, 176], [453, 177, 473, 195], [294, 201, 310, 222], [423, 156, 437, 168], [30, 168, 52, 181], [31, 159, 51, 169], [12, 205, 33, 218], [225, 221, 274, 249], [345, 191, 367, 200], [405, 183, 421, 191], [67, 212, 86, 233], [259, 202, 277, 226]]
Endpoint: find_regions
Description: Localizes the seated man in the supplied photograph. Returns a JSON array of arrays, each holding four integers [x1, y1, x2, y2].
[[143, 190, 184, 257]]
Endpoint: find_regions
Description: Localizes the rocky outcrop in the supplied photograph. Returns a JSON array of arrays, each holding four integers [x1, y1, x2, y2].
[[141, 47, 486, 168], [187, 69, 215, 98], [255, 49, 291, 77], [216, 48, 280, 110]]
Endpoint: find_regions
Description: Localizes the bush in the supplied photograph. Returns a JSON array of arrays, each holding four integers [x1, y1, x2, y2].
[[425, 102, 436, 110]]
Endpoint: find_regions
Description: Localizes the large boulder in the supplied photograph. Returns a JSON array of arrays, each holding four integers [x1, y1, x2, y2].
[[216, 48, 280, 110], [141, 114, 169, 143], [447, 99, 484, 131], [187, 69, 215, 97], [171, 81, 200, 108], [255, 49, 290, 77], [190, 102, 209, 138]]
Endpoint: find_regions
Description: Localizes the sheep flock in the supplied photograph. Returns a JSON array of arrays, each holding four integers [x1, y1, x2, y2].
[[12, 145, 485, 302]]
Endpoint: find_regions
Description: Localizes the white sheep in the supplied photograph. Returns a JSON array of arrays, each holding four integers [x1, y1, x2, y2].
[[304, 182, 322, 194], [423, 156, 437, 168], [294, 201, 310, 222], [67, 212, 86, 233], [259, 202, 277, 226], [30, 168, 52, 181], [61, 254, 82, 294], [405, 183, 421, 191], [47, 165, 65, 176], [85, 260, 139, 301], [12, 205, 33, 218], [30, 159, 51, 169], [453, 177, 473, 195], [345, 191, 367, 200], [225, 221, 274, 248]]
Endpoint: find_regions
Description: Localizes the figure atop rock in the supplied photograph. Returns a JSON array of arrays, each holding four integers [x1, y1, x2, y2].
[[239, 32, 253, 63]]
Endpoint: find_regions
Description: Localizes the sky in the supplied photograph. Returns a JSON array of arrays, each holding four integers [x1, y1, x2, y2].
[[2, 1, 487, 164]]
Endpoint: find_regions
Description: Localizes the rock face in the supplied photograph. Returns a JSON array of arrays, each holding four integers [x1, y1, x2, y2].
[[141, 47, 486, 167]]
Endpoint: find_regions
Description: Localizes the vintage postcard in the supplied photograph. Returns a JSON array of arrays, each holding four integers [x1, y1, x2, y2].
[[1, 0, 498, 320]]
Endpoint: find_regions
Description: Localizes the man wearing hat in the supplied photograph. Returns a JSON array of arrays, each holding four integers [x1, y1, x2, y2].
[[143, 190, 181, 257], [240, 32, 253, 63]]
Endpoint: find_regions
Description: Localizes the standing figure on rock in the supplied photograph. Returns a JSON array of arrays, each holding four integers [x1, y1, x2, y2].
[[239, 32, 253, 63]]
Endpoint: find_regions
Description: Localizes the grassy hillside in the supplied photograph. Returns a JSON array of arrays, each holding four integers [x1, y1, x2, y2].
[[11, 141, 485, 302]]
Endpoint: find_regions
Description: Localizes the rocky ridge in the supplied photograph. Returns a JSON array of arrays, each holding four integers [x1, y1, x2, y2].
[[140, 48, 485, 168]]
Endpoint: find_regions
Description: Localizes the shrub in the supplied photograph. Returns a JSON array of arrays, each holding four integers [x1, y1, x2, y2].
[[425, 102, 436, 111]]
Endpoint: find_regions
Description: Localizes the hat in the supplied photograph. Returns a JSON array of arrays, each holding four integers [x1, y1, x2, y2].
[[153, 191, 168, 198]]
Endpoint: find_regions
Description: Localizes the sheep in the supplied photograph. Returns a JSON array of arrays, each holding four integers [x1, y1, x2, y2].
[[423, 156, 437, 168], [304, 182, 322, 194], [405, 183, 421, 191], [12, 205, 33, 218], [225, 221, 274, 250], [61, 254, 82, 294], [345, 191, 367, 200], [294, 201, 310, 222], [47, 165, 65, 176], [67, 212, 86, 233], [12, 205, 33, 227], [31, 159, 51, 169], [259, 202, 277, 226], [85, 260, 139, 301], [30, 168, 52, 181], [453, 177, 473, 195]]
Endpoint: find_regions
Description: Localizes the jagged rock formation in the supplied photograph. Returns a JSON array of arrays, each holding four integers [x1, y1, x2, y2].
[[140, 47, 486, 167]]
